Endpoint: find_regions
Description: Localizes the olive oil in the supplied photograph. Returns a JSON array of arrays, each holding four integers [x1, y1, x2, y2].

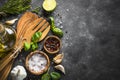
[[0, 24, 16, 52]]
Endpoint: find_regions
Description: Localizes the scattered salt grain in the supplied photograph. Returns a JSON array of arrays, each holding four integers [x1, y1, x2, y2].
[[66, 9, 69, 12], [60, 25, 63, 29]]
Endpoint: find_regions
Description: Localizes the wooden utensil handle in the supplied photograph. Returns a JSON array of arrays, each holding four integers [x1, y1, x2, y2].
[[0, 46, 21, 72], [0, 52, 13, 72], [0, 59, 14, 80]]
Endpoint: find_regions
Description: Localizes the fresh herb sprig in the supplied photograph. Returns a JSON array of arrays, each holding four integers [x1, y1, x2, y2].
[[41, 73, 51, 80], [31, 7, 41, 15], [41, 71, 61, 80], [24, 32, 42, 51], [0, 0, 31, 15], [50, 72, 61, 80], [49, 17, 63, 38]]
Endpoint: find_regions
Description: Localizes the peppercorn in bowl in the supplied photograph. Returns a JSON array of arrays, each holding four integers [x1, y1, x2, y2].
[[44, 36, 62, 54]]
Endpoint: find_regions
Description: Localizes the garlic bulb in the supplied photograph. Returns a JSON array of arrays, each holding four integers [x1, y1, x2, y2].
[[11, 65, 27, 80], [54, 65, 65, 74], [5, 18, 18, 25], [53, 53, 64, 64]]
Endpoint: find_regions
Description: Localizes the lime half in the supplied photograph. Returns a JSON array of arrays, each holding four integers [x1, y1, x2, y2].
[[42, 0, 57, 12]]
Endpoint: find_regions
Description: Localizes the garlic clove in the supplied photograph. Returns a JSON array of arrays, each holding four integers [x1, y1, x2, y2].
[[5, 18, 18, 25], [53, 53, 64, 64], [11, 65, 27, 80], [54, 65, 65, 74]]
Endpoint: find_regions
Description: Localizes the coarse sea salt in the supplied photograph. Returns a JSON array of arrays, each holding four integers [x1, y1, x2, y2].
[[28, 53, 47, 72]]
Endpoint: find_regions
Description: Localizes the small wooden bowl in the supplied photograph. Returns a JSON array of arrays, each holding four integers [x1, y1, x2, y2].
[[25, 50, 50, 75], [44, 36, 62, 54]]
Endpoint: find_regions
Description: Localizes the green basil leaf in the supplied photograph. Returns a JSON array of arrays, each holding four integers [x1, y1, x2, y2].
[[41, 73, 51, 80], [32, 32, 42, 42], [24, 42, 31, 51], [31, 42, 38, 51], [50, 72, 61, 80], [53, 28, 63, 37], [49, 17, 54, 25], [37, 32, 42, 37], [49, 17, 63, 37], [49, 17, 56, 28]]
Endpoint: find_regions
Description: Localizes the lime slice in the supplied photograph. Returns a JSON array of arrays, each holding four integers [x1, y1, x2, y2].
[[42, 0, 57, 12]]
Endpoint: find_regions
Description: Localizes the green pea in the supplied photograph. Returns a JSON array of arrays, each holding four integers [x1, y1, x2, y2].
[[50, 72, 61, 80], [41, 73, 51, 80]]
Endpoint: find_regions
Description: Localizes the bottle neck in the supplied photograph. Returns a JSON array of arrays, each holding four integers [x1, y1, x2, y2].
[[0, 24, 7, 43]]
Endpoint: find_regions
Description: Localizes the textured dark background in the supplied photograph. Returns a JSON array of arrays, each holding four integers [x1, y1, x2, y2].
[[1, 0, 120, 80]]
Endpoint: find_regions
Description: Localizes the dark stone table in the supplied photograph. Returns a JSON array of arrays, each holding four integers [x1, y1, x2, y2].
[[1, 0, 120, 80]]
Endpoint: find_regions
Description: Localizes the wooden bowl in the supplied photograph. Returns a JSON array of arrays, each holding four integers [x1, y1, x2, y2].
[[25, 50, 50, 75], [44, 36, 62, 54]]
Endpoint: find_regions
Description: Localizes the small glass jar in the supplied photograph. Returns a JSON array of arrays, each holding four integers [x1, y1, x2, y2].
[[0, 23, 16, 52]]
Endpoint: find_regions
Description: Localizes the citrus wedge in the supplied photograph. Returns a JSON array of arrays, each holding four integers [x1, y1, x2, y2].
[[42, 0, 57, 12]]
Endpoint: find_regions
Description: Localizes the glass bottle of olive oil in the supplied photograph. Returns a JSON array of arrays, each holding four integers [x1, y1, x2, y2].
[[0, 23, 16, 53]]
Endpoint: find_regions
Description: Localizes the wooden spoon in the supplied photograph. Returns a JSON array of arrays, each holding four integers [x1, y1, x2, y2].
[[23, 17, 50, 43], [16, 12, 38, 36], [0, 12, 39, 72], [16, 12, 39, 47], [0, 12, 50, 79]]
